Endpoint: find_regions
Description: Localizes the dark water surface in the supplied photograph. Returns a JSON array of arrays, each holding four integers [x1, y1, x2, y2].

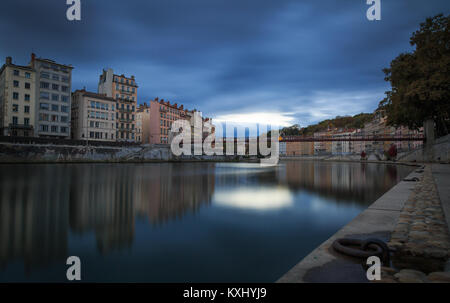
[[0, 161, 413, 282]]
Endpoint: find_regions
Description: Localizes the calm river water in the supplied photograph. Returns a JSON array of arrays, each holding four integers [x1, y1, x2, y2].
[[0, 161, 413, 282]]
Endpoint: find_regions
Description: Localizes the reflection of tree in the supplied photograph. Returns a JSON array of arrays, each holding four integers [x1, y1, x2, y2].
[[0, 166, 69, 272]]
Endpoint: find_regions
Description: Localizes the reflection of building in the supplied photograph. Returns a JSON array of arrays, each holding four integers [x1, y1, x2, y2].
[[0, 166, 69, 271], [31, 53, 73, 139], [0, 56, 36, 137], [71, 89, 116, 141], [98, 68, 138, 142], [134, 163, 215, 225], [282, 160, 406, 204]]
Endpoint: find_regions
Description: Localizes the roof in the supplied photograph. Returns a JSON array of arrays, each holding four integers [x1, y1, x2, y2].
[[73, 89, 116, 102]]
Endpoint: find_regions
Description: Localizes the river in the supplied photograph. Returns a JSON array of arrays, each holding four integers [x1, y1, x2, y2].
[[0, 161, 413, 282]]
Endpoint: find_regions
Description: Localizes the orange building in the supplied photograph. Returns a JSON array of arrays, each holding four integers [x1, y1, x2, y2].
[[148, 98, 187, 144], [286, 141, 314, 156]]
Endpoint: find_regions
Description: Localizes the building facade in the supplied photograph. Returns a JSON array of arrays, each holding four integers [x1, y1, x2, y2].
[[148, 98, 187, 144], [98, 68, 138, 142], [71, 90, 117, 141], [286, 141, 314, 156], [0, 57, 36, 137], [136, 103, 151, 144], [31, 53, 73, 139]]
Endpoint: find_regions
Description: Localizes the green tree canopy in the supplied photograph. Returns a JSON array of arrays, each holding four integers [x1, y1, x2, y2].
[[380, 14, 450, 135]]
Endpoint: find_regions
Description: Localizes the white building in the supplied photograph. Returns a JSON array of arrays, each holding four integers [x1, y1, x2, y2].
[[30, 53, 73, 139], [71, 90, 116, 141]]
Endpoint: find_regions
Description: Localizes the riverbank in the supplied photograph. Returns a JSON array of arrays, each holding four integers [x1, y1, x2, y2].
[[0, 142, 258, 163], [277, 164, 450, 283]]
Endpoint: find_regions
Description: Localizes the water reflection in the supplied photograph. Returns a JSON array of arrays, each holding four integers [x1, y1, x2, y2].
[[0, 161, 412, 281]]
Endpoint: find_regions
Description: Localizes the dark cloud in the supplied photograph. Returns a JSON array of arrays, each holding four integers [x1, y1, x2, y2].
[[1, 0, 449, 126]]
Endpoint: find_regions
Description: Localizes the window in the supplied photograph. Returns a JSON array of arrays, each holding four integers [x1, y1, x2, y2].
[[61, 127, 68, 133], [13, 70, 19, 76], [25, 72, 31, 79], [13, 80, 19, 87], [13, 92, 19, 100], [40, 92, 50, 100], [39, 113, 49, 121], [40, 103, 49, 110], [13, 104, 19, 112], [61, 76, 69, 83], [52, 94, 59, 101], [51, 104, 59, 111], [12, 116, 18, 125], [24, 94, 30, 101], [51, 115, 58, 122], [51, 125, 58, 133], [61, 86, 68, 92], [25, 82, 31, 89], [40, 82, 49, 89], [60, 116, 68, 123], [52, 74, 59, 81], [24, 106, 30, 113], [40, 72, 50, 79], [51, 64, 59, 71], [61, 106, 68, 113], [61, 95, 69, 102], [52, 84, 59, 90], [24, 118, 29, 126]]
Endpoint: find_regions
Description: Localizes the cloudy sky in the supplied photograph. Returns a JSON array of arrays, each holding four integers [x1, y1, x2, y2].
[[1, 0, 449, 127]]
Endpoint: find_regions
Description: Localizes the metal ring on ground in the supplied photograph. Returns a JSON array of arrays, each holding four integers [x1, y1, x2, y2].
[[332, 238, 383, 259]]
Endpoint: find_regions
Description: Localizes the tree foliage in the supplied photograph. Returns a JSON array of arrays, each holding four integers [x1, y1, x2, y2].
[[380, 14, 450, 135], [278, 113, 373, 137]]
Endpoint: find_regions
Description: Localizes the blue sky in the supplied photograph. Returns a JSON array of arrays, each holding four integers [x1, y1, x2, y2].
[[1, 0, 449, 127]]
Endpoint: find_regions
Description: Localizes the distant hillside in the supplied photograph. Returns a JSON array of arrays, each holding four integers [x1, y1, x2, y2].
[[280, 113, 374, 136]]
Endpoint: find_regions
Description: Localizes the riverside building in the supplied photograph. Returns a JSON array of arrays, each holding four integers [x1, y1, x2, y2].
[[98, 68, 138, 142], [0, 57, 36, 137], [30, 53, 73, 139], [71, 89, 116, 141]]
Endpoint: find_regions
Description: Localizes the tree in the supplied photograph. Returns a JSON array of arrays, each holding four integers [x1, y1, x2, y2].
[[380, 14, 450, 136]]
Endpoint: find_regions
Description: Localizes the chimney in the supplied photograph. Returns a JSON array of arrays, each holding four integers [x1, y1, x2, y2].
[[6, 57, 12, 65]]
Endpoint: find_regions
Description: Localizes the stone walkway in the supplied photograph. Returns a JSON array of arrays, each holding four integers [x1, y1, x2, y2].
[[380, 166, 450, 283]]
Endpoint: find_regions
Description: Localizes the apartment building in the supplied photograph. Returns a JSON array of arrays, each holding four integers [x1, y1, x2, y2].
[[98, 68, 138, 142], [136, 103, 151, 144], [0, 57, 36, 137], [331, 130, 356, 155], [30, 53, 73, 139], [71, 89, 116, 141], [148, 98, 187, 144], [286, 141, 314, 156]]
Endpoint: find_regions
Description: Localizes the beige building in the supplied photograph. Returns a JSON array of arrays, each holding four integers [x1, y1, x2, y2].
[[71, 89, 116, 141], [136, 103, 151, 144], [0, 57, 36, 137], [98, 68, 138, 142]]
